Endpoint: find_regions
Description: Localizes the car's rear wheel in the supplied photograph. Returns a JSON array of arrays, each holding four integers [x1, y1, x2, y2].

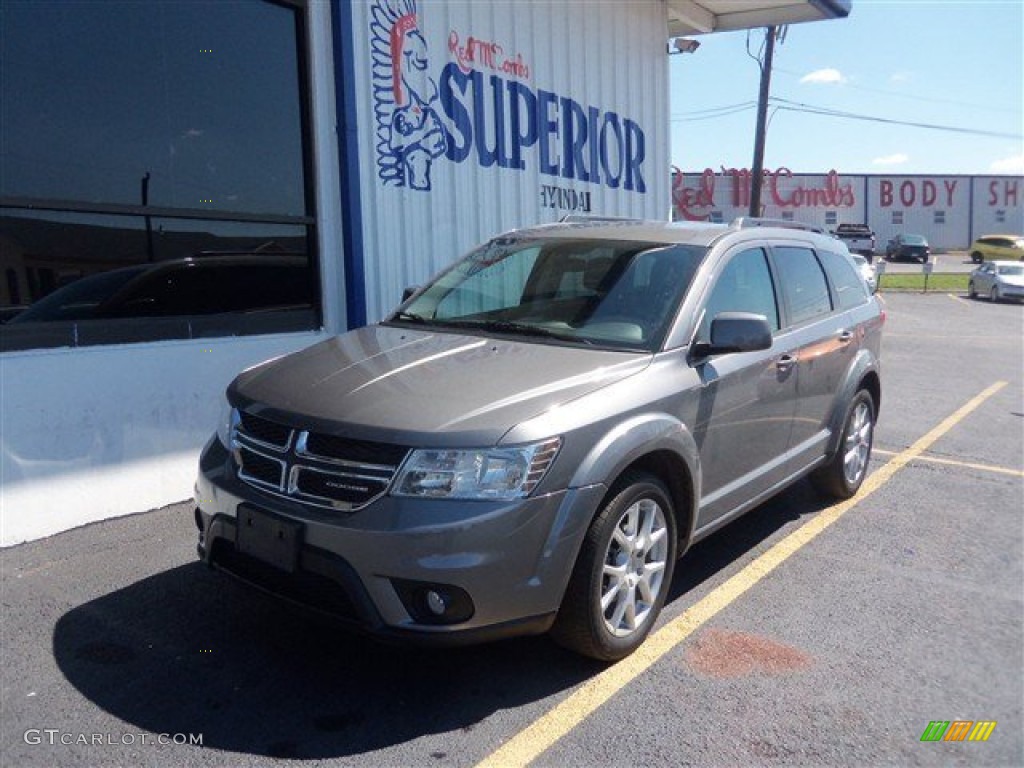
[[971, 251, 983, 264], [991, 286, 1001, 302], [551, 472, 676, 661], [811, 390, 875, 499]]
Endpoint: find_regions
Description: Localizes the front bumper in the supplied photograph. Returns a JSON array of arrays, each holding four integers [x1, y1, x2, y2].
[[194, 437, 607, 645]]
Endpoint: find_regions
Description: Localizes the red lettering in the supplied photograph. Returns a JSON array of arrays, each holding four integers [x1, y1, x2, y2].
[[900, 181, 915, 207], [880, 180, 893, 207], [943, 179, 957, 207], [1006, 181, 1019, 207], [769, 167, 789, 206], [922, 180, 936, 207], [672, 166, 716, 220], [989, 180, 999, 206]]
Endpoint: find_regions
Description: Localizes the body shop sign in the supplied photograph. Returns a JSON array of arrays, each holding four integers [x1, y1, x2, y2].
[[370, 0, 647, 208]]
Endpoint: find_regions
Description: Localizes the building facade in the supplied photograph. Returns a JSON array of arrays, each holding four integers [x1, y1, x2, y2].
[[0, 0, 671, 544], [672, 167, 1024, 250]]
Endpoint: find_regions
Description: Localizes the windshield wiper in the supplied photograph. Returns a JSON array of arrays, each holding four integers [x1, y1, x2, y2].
[[444, 319, 593, 345], [391, 311, 429, 324]]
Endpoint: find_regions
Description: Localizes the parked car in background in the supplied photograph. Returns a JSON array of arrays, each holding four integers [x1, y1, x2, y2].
[[833, 223, 876, 258], [195, 217, 884, 661], [968, 261, 1024, 302], [885, 234, 931, 263], [851, 253, 877, 293], [968, 234, 1024, 263]]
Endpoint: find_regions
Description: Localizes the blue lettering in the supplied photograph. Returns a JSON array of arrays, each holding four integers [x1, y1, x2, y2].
[[560, 97, 590, 182], [588, 107, 602, 186], [624, 118, 645, 193], [473, 73, 510, 168], [537, 90, 559, 176], [599, 112, 623, 189], [508, 81, 537, 171], [435, 66, 645, 193], [439, 63, 472, 163]]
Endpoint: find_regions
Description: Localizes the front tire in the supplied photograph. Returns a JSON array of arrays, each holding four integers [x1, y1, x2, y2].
[[811, 390, 875, 499], [971, 251, 983, 263], [991, 286, 1000, 303], [968, 281, 977, 299], [551, 472, 677, 661]]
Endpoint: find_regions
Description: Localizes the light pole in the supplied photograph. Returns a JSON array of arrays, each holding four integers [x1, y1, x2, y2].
[[749, 26, 777, 218]]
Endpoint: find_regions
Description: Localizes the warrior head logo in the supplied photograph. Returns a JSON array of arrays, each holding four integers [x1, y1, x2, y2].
[[371, 0, 447, 190]]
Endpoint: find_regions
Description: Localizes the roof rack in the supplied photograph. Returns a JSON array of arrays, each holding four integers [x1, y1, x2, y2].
[[558, 214, 645, 224], [730, 217, 825, 234]]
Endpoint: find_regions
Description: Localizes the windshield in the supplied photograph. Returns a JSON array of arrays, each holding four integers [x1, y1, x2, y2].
[[389, 237, 706, 351], [997, 265, 1024, 276], [903, 235, 928, 245]]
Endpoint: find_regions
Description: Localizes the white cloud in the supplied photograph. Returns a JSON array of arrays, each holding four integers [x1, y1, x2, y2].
[[872, 153, 909, 167], [990, 154, 1024, 174], [800, 68, 847, 85], [889, 71, 913, 84]]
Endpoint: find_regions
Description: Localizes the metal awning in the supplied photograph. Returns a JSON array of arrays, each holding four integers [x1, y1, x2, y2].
[[667, 0, 851, 36]]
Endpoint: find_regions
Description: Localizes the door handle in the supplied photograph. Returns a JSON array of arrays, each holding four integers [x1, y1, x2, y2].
[[838, 330, 854, 343], [776, 354, 796, 372]]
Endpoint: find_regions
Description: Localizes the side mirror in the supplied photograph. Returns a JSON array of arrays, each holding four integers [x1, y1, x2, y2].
[[692, 312, 772, 357], [401, 285, 419, 303]]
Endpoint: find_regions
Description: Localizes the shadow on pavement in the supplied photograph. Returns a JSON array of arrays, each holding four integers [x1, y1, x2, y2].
[[52, 481, 824, 761]]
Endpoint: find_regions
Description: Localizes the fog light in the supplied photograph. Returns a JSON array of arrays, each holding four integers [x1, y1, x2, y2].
[[426, 590, 447, 616], [391, 579, 475, 625]]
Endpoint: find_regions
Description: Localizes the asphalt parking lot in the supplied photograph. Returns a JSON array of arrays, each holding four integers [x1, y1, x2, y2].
[[2, 291, 1021, 768]]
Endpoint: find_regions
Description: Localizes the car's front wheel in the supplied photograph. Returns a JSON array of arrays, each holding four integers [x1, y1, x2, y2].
[[971, 251, 984, 264], [551, 472, 677, 661], [990, 286, 1001, 303], [811, 390, 875, 499], [968, 281, 977, 299]]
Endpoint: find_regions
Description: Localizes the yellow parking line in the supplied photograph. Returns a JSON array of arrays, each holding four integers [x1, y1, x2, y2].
[[873, 448, 1023, 477], [474, 380, 1008, 768], [946, 293, 968, 305]]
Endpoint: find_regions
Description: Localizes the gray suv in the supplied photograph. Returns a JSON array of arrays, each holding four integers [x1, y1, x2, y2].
[[194, 218, 883, 661]]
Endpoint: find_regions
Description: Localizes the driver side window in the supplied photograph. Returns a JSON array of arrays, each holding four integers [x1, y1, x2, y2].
[[698, 248, 779, 341]]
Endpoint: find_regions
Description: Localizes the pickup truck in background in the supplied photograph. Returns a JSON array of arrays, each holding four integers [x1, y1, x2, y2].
[[833, 224, 876, 259]]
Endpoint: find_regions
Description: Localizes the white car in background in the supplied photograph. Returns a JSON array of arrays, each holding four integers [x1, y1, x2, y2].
[[968, 261, 1024, 303], [851, 253, 877, 293]]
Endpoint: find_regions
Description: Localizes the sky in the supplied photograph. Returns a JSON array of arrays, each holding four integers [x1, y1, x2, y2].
[[668, 0, 1024, 176]]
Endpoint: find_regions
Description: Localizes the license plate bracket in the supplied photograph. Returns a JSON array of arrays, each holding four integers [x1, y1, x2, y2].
[[236, 505, 303, 573]]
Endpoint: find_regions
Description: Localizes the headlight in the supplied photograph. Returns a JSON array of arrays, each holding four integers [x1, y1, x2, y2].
[[392, 438, 561, 500], [216, 401, 238, 448]]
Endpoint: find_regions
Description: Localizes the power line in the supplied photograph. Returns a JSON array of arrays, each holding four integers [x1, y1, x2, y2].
[[768, 97, 1023, 139]]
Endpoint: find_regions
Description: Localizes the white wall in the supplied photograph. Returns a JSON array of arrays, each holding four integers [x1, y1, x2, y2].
[[0, 334, 324, 545]]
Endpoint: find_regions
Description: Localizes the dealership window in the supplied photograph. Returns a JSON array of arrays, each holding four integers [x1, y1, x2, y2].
[[892, 211, 904, 225], [824, 211, 838, 226], [934, 210, 946, 224], [710, 211, 724, 223], [781, 211, 795, 221], [0, 1, 319, 351]]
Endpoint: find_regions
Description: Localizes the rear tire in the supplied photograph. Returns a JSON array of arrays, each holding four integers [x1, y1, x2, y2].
[[550, 472, 677, 661], [811, 390, 875, 499], [971, 251, 983, 264]]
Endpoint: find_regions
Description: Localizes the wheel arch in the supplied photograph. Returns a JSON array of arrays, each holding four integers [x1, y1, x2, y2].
[[568, 414, 701, 555], [824, 355, 881, 460]]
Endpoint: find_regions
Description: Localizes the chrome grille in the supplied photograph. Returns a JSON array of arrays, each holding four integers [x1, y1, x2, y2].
[[231, 408, 409, 511]]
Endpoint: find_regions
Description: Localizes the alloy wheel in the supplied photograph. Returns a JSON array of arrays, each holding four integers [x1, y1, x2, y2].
[[843, 400, 873, 487], [600, 497, 669, 637]]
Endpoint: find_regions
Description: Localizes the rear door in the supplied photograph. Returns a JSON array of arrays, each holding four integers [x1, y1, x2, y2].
[[771, 245, 865, 466]]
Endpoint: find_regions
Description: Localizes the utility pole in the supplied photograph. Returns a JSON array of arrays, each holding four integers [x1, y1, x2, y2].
[[749, 25, 777, 218]]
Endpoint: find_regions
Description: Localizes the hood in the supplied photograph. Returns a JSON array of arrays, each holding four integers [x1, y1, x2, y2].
[[229, 325, 650, 446]]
